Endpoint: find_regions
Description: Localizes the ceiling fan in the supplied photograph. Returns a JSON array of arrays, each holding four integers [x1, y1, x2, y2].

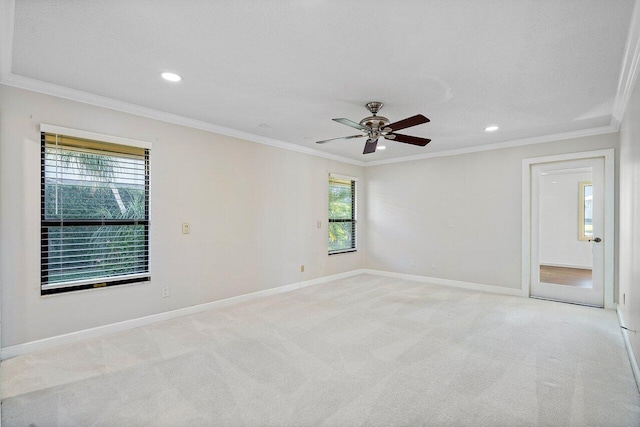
[[316, 102, 431, 154]]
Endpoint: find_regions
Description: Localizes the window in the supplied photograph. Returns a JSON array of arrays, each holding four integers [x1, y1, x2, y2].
[[41, 127, 150, 295], [578, 180, 593, 241], [328, 174, 357, 254]]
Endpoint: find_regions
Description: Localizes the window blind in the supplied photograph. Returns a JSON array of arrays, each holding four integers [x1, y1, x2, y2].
[[328, 175, 357, 254], [41, 132, 150, 294]]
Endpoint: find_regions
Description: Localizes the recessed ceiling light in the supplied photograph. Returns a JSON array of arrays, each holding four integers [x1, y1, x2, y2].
[[258, 123, 270, 128], [378, 146, 386, 150], [485, 125, 499, 132], [161, 72, 182, 82]]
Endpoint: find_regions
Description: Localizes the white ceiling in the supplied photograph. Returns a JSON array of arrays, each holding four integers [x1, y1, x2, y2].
[[2, 0, 636, 163]]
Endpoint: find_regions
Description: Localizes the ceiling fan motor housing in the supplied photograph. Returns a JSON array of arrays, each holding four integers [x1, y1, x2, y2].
[[361, 102, 390, 138], [359, 115, 390, 129]]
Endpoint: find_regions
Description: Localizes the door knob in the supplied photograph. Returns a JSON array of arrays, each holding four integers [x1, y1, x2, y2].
[[589, 237, 602, 243]]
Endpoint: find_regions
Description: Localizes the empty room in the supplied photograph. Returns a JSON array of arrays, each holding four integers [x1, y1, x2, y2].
[[2, 0, 640, 425]]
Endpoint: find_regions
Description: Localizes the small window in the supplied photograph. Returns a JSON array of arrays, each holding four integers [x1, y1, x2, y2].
[[578, 180, 593, 241], [41, 130, 150, 295], [328, 175, 357, 254]]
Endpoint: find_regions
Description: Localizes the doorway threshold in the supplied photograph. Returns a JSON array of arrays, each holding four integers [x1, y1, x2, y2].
[[530, 295, 604, 309]]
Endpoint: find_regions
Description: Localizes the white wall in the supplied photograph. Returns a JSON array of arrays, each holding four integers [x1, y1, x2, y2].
[[364, 133, 618, 289], [0, 86, 365, 346], [0, 84, 625, 350], [539, 171, 593, 269], [619, 68, 640, 366]]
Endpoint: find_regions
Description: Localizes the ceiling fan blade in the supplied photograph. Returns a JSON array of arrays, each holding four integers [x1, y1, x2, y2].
[[333, 118, 369, 132], [363, 139, 378, 154], [386, 114, 430, 132], [316, 134, 364, 144], [387, 133, 431, 146]]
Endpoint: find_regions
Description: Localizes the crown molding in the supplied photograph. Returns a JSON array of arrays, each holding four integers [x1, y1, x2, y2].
[[0, 73, 618, 169], [364, 125, 617, 167], [611, 0, 640, 130], [1, 74, 367, 166]]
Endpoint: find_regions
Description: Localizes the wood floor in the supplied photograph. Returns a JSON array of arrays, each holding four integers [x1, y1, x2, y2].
[[540, 265, 592, 288]]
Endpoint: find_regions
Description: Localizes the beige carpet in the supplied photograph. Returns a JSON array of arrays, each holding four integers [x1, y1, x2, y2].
[[2, 274, 639, 426]]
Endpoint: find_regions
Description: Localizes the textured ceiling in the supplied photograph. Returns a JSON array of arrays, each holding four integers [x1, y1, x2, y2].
[[7, 0, 635, 162]]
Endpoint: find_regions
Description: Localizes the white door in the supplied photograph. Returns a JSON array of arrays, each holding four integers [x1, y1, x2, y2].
[[530, 158, 604, 307]]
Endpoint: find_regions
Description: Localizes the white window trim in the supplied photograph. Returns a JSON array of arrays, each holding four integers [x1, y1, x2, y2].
[[329, 173, 359, 182], [40, 125, 152, 294], [40, 124, 153, 150]]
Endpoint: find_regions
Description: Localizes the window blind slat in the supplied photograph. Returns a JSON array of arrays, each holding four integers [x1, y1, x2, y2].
[[44, 250, 149, 262], [43, 240, 146, 246], [46, 260, 148, 274], [44, 252, 148, 260]]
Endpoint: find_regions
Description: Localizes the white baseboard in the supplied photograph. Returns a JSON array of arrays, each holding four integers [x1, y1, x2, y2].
[[363, 269, 524, 297], [539, 262, 592, 270], [1, 268, 523, 359], [616, 304, 640, 393], [1, 269, 366, 360]]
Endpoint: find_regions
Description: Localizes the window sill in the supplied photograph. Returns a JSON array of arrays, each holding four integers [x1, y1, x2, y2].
[[328, 249, 357, 256], [41, 276, 150, 296]]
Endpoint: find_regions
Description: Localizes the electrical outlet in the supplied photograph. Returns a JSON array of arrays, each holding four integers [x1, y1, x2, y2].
[[162, 287, 170, 298], [431, 263, 436, 270], [448, 220, 454, 228], [300, 265, 305, 273], [182, 223, 190, 234], [317, 220, 322, 229], [623, 293, 626, 305], [320, 261, 325, 270], [410, 259, 416, 267]]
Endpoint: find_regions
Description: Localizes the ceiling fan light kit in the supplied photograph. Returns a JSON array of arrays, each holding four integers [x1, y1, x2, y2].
[[316, 102, 431, 154]]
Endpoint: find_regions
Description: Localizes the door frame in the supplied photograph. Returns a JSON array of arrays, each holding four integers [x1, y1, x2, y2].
[[522, 149, 615, 308]]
